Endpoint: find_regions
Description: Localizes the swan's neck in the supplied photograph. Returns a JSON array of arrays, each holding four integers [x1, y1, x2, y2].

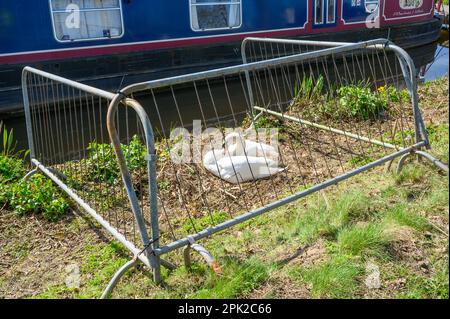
[[226, 133, 246, 156]]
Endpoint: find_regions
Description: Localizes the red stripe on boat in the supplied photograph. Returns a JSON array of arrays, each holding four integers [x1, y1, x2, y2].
[[0, 29, 306, 65]]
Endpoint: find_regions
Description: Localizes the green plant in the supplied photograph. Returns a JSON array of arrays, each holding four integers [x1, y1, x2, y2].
[[1, 122, 16, 157], [85, 141, 118, 184], [383, 204, 430, 232], [8, 174, 69, 221], [0, 155, 26, 184], [282, 190, 372, 244], [0, 123, 29, 159], [294, 74, 326, 103], [124, 135, 147, 171], [377, 85, 409, 104], [85, 135, 147, 184], [337, 83, 388, 120], [0, 183, 12, 206], [193, 258, 270, 299], [347, 155, 375, 167], [253, 114, 285, 133]]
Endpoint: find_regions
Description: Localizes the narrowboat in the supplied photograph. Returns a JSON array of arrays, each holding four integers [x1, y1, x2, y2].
[[0, 0, 442, 114]]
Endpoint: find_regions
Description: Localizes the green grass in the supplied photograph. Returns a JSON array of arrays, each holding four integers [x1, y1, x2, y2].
[[35, 241, 131, 299], [383, 204, 430, 232], [290, 255, 363, 299], [280, 190, 374, 245], [22, 155, 449, 299], [336, 223, 391, 258], [181, 210, 230, 234], [192, 258, 271, 299], [1, 77, 448, 299]]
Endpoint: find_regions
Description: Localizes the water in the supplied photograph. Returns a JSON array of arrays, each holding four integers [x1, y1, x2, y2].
[[423, 45, 449, 82]]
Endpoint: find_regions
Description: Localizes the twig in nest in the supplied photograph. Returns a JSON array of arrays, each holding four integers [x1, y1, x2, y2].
[[0, 203, 8, 213], [220, 188, 238, 200]]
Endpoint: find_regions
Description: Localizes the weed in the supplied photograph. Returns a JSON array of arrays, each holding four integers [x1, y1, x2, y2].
[[8, 174, 69, 221], [0, 155, 26, 184], [294, 74, 326, 103], [85, 135, 147, 184], [0, 123, 29, 159], [337, 83, 388, 120]]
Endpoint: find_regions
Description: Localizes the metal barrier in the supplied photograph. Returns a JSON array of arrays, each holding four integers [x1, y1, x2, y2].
[[22, 38, 448, 297], [21, 67, 176, 287]]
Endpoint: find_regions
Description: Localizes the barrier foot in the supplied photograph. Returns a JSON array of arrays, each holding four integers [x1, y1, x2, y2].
[[183, 236, 222, 275], [23, 168, 39, 181], [397, 150, 449, 174], [23, 166, 67, 181], [101, 257, 139, 299]]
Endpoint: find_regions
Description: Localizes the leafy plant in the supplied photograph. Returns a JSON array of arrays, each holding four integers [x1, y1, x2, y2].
[[337, 83, 388, 120], [347, 155, 375, 167], [0, 155, 26, 184], [125, 135, 147, 170], [86, 141, 119, 184], [0, 123, 29, 159], [8, 174, 69, 221], [377, 85, 409, 104], [86, 135, 147, 184]]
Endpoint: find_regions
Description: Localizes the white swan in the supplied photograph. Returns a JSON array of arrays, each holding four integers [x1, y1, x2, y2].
[[202, 134, 285, 184], [202, 148, 227, 177]]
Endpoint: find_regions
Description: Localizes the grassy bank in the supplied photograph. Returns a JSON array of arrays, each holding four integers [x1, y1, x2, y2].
[[0, 77, 448, 299]]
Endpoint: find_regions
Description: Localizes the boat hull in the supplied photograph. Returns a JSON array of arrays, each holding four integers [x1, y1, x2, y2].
[[0, 17, 442, 115]]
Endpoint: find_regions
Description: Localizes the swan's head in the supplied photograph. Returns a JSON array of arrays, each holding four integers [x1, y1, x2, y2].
[[224, 132, 246, 155]]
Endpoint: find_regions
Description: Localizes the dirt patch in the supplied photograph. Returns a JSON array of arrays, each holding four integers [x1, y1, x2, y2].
[[387, 226, 428, 273], [248, 274, 310, 299], [274, 240, 327, 268], [0, 210, 111, 298]]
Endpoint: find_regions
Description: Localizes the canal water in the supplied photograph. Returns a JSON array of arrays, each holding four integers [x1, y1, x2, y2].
[[423, 45, 449, 81], [1, 40, 449, 153]]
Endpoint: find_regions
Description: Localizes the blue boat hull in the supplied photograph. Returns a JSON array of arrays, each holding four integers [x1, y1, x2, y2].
[[0, 17, 442, 115]]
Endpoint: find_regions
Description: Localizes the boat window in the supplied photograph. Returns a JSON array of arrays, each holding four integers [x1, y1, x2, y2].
[[190, 0, 242, 31], [399, 0, 423, 10], [315, 0, 324, 24], [50, 0, 124, 42], [327, 0, 336, 23]]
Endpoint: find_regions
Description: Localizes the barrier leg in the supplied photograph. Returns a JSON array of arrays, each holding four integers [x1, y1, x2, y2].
[[397, 151, 449, 174], [101, 258, 139, 299], [183, 236, 222, 274]]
